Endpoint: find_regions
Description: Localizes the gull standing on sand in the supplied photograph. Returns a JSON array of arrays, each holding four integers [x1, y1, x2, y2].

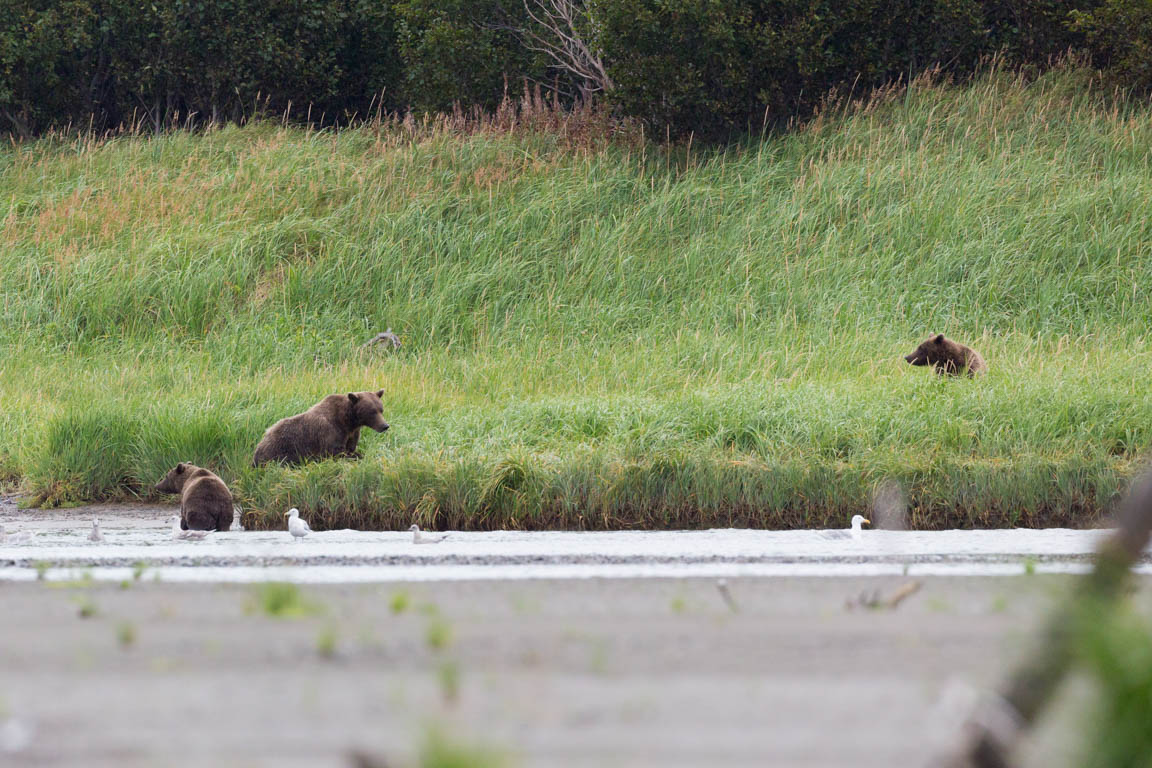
[[88, 518, 104, 542], [286, 508, 311, 541], [409, 524, 446, 544], [0, 524, 34, 545], [169, 515, 212, 541]]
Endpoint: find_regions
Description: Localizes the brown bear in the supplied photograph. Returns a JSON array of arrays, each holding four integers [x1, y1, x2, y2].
[[154, 463, 233, 531], [904, 334, 987, 377], [252, 390, 389, 466]]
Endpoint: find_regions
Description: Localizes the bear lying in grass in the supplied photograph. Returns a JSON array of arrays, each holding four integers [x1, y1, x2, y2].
[[253, 390, 390, 466], [155, 462, 233, 531], [905, 334, 987, 377]]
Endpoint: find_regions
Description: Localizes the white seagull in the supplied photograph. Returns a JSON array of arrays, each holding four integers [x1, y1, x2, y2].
[[169, 515, 212, 541], [820, 514, 872, 541], [286, 508, 311, 540], [409, 524, 446, 544], [88, 518, 104, 542], [0, 523, 34, 545]]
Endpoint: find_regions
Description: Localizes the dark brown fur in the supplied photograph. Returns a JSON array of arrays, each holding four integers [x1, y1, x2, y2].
[[905, 334, 987, 377], [252, 390, 389, 466], [154, 463, 233, 531]]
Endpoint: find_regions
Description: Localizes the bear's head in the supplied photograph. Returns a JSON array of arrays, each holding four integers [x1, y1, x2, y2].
[[905, 334, 947, 367], [346, 390, 390, 432], [155, 462, 196, 494]]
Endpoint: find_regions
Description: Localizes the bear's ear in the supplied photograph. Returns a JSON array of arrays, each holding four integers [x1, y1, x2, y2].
[[375, 389, 384, 398], [175, 463, 185, 474], [933, 334, 945, 344], [347, 392, 360, 403]]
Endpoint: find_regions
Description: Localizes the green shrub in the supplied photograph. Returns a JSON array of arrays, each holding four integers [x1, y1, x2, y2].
[[2, 0, 1139, 140], [592, 0, 1095, 137], [1072, 0, 1152, 93], [394, 0, 545, 113]]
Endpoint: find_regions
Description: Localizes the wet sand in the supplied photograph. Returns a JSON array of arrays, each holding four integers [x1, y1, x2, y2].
[[1, 574, 1131, 767], [0, 499, 1142, 767]]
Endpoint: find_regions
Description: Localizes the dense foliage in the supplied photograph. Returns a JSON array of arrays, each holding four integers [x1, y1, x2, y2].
[[1, 0, 1149, 139]]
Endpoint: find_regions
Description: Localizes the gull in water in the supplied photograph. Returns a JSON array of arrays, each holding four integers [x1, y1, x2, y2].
[[820, 514, 872, 541], [0, 523, 34, 545], [169, 515, 212, 541], [409, 524, 446, 544], [88, 518, 104, 543], [286, 508, 311, 541]]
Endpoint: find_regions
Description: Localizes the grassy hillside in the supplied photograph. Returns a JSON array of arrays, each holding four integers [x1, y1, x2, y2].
[[2, 66, 1151, 530]]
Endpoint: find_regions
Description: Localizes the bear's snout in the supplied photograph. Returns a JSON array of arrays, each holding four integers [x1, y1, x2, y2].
[[374, 421, 390, 433]]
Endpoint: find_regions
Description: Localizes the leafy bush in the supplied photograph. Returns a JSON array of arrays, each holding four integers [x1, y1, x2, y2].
[[591, 0, 1097, 137], [1072, 0, 1152, 93], [0, 0, 96, 137], [0, 0, 400, 135], [2, 0, 1148, 139], [393, 0, 546, 113]]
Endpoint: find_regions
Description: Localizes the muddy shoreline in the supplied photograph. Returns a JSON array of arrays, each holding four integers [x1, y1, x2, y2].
[[1, 498, 1145, 766]]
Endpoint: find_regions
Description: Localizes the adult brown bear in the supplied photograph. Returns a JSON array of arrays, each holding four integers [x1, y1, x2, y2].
[[252, 390, 390, 466]]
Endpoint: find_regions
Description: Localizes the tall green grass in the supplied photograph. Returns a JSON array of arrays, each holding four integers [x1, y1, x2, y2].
[[2, 65, 1151, 529]]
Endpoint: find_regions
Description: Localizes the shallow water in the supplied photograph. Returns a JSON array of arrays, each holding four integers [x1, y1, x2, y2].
[[0, 512, 1136, 582]]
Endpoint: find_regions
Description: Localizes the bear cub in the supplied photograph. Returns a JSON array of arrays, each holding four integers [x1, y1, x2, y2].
[[155, 462, 233, 531], [253, 390, 389, 466], [905, 334, 987, 377]]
